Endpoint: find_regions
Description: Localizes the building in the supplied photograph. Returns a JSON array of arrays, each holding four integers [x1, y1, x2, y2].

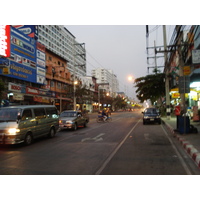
[[37, 25, 86, 79], [164, 25, 200, 120], [91, 68, 119, 98]]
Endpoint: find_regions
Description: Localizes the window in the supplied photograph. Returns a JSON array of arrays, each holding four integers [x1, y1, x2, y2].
[[49, 56, 52, 61], [21, 109, 32, 121], [34, 108, 46, 119], [46, 107, 58, 118]]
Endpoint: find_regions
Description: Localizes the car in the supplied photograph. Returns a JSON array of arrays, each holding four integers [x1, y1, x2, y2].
[[142, 108, 161, 125], [59, 110, 89, 131], [0, 105, 59, 145]]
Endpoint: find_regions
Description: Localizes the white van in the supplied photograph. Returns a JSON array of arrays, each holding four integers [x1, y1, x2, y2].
[[0, 105, 59, 145]]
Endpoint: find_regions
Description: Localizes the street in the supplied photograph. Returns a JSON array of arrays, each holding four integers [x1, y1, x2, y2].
[[0, 111, 199, 175]]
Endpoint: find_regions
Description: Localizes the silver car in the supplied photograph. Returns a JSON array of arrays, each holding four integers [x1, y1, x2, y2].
[[59, 110, 89, 131]]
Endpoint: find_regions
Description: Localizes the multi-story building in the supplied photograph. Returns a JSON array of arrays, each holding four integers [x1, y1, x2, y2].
[[91, 68, 119, 98], [37, 25, 86, 79]]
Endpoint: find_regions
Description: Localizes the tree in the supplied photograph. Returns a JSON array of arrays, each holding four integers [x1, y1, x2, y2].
[[134, 72, 165, 105]]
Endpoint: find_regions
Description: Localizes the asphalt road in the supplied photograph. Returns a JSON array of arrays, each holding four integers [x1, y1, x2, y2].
[[0, 111, 199, 175]]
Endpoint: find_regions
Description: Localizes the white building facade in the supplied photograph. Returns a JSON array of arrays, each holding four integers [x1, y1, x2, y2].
[[91, 68, 119, 97], [37, 25, 86, 79]]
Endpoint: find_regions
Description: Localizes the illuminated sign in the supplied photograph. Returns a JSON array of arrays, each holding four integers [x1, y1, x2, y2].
[[0, 25, 11, 57]]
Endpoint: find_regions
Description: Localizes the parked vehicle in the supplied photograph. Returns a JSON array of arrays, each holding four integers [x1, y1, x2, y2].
[[59, 110, 89, 131], [0, 105, 59, 145], [142, 108, 161, 125]]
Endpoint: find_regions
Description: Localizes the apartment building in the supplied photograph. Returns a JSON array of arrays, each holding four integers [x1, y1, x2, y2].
[[37, 25, 86, 79], [91, 68, 119, 97]]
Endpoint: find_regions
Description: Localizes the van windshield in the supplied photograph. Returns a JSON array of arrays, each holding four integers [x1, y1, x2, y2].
[[0, 108, 21, 122]]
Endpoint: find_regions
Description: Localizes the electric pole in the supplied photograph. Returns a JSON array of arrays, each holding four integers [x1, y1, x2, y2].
[[163, 25, 171, 119]]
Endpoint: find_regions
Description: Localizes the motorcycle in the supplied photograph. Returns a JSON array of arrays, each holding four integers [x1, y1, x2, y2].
[[96, 115, 112, 122]]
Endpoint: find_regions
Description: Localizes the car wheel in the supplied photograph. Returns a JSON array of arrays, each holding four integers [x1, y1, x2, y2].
[[143, 120, 146, 125], [73, 123, 77, 131], [49, 127, 56, 138], [24, 132, 33, 145], [83, 121, 87, 127]]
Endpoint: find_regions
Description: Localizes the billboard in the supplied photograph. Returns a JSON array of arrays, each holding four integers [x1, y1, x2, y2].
[[0, 25, 11, 57], [12, 25, 38, 39], [0, 26, 37, 83]]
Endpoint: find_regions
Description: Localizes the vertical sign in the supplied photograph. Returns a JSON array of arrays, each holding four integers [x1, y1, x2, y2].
[[0, 25, 11, 57]]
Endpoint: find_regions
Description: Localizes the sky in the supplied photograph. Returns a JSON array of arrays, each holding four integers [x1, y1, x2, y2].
[[66, 25, 175, 100]]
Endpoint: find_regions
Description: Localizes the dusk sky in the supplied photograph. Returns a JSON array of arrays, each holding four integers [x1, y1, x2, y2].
[[66, 25, 175, 99]]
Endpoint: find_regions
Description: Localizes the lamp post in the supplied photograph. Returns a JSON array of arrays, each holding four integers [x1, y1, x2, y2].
[[73, 80, 78, 110]]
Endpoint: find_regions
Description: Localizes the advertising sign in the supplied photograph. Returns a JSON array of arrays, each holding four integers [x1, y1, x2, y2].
[[0, 27, 37, 83], [12, 25, 38, 39], [36, 42, 46, 84], [0, 25, 11, 57], [192, 49, 200, 64]]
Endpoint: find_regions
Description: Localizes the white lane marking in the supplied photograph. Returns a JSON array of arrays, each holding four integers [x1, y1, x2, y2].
[[161, 125, 192, 175], [81, 133, 105, 142], [95, 119, 141, 175], [144, 133, 154, 142]]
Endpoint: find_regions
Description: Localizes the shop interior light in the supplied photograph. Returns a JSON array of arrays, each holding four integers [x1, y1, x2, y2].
[[190, 82, 200, 87]]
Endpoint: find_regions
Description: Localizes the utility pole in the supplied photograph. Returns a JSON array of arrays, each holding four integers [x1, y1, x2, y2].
[[163, 25, 171, 120]]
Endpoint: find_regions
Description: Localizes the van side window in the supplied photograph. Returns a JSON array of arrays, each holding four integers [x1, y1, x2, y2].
[[21, 109, 32, 121], [46, 107, 58, 118], [34, 108, 46, 119]]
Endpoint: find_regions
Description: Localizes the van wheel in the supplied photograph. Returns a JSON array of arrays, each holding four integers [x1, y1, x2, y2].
[[73, 123, 77, 131], [24, 133, 33, 145], [49, 127, 56, 138]]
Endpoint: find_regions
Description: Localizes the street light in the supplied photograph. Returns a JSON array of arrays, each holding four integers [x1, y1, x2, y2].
[[73, 80, 78, 110]]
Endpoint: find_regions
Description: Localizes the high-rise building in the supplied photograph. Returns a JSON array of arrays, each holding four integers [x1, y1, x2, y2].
[[37, 25, 86, 79], [91, 68, 119, 97]]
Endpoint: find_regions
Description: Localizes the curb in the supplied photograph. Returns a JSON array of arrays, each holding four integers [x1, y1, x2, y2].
[[162, 120, 200, 168]]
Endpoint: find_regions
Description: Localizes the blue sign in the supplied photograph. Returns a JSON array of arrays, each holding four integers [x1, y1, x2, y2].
[[0, 27, 37, 83], [0, 60, 36, 83], [10, 27, 36, 63]]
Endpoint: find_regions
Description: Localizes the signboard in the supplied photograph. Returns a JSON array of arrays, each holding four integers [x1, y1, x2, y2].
[[12, 25, 38, 39], [192, 49, 200, 64], [36, 42, 46, 84], [178, 76, 190, 93], [0, 27, 37, 83], [0, 25, 11, 57], [183, 66, 191, 75]]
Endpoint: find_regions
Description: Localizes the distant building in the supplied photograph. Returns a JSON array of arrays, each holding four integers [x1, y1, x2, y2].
[[91, 68, 119, 98]]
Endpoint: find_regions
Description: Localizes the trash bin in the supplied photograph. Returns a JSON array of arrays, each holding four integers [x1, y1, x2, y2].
[[178, 116, 190, 134]]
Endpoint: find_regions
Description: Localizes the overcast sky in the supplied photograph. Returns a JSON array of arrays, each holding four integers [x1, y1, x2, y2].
[[66, 25, 175, 99]]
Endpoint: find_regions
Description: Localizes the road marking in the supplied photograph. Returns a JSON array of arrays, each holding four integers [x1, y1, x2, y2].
[[161, 125, 192, 175], [81, 133, 105, 142], [95, 119, 141, 175], [144, 133, 154, 142]]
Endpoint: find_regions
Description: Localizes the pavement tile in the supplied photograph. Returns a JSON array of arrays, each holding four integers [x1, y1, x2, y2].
[[162, 116, 200, 168]]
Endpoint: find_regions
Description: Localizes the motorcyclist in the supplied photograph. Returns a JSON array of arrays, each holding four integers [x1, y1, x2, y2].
[[101, 109, 107, 122]]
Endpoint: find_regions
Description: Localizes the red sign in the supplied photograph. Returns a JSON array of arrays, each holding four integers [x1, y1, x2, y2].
[[0, 25, 11, 57], [26, 86, 39, 95]]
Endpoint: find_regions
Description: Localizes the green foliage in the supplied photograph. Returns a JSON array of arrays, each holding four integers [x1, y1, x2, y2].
[[113, 96, 127, 110], [134, 73, 165, 104]]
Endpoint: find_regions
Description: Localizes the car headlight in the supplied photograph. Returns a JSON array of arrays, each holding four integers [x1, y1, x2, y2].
[[8, 128, 20, 135]]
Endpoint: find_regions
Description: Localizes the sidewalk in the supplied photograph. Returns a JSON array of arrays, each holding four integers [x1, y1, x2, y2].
[[162, 116, 200, 168]]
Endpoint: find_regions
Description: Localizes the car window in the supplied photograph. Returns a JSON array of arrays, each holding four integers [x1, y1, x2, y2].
[[46, 107, 58, 118], [60, 112, 77, 117], [21, 109, 32, 121], [0, 108, 19, 121], [34, 108, 46, 119]]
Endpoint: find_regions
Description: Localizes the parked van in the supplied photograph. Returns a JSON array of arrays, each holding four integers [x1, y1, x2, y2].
[[0, 105, 59, 145]]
